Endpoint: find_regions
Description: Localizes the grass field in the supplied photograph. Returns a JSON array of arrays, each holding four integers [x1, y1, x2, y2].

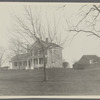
[[0, 68, 100, 95]]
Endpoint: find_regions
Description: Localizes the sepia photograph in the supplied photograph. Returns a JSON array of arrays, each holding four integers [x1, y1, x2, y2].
[[0, 2, 100, 96]]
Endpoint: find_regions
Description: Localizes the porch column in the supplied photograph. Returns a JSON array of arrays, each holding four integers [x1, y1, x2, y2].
[[37, 58, 39, 69], [9, 61, 12, 69], [26, 60, 28, 70], [22, 61, 24, 69], [20, 61, 22, 70], [31, 58, 34, 70]]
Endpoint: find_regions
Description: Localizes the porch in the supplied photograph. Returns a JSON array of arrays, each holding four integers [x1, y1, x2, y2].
[[11, 58, 45, 70]]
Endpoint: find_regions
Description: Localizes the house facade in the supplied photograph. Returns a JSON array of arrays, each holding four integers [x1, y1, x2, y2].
[[10, 39, 63, 69]]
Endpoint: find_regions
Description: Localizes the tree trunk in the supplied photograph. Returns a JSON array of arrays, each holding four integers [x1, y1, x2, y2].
[[43, 50, 47, 81], [0, 61, 1, 69]]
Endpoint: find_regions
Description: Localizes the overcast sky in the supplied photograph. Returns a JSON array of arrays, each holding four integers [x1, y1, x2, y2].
[[0, 3, 100, 65]]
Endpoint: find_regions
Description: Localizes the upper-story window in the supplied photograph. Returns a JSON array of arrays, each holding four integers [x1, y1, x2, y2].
[[51, 49, 55, 55], [38, 50, 42, 55], [33, 49, 47, 56], [34, 50, 38, 56]]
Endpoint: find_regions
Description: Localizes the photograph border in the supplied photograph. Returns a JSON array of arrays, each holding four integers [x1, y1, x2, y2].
[[0, 1, 99, 100]]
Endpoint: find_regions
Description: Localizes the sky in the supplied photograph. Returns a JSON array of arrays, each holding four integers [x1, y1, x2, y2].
[[0, 3, 100, 66]]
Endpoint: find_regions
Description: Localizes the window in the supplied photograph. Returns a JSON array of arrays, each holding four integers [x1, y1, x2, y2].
[[89, 60, 93, 64], [39, 58, 43, 64], [14, 62, 17, 66], [34, 50, 38, 56], [39, 50, 42, 55], [34, 59, 38, 65], [34, 49, 47, 56]]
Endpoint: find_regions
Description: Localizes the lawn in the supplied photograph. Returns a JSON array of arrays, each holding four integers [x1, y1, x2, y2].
[[0, 68, 100, 95]]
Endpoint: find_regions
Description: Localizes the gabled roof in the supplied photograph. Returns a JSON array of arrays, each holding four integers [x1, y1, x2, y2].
[[82, 55, 98, 60], [31, 40, 62, 50], [11, 53, 30, 62]]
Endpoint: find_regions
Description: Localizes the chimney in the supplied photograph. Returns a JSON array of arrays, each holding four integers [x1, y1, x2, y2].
[[45, 38, 48, 42]]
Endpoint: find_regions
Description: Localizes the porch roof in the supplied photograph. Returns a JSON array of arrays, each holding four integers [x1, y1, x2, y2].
[[11, 53, 30, 62]]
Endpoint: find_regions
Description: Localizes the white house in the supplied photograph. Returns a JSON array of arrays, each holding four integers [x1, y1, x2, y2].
[[10, 38, 63, 69]]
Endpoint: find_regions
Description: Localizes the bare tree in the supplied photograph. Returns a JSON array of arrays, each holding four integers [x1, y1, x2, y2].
[[0, 47, 6, 68], [10, 6, 68, 81], [65, 5, 100, 40], [9, 37, 27, 69]]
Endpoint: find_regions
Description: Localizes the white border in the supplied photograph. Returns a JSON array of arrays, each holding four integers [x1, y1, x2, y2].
[[0, 2, 99, 98]]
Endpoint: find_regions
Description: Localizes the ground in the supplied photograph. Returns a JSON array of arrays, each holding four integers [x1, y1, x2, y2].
[[0, 68, 100, 95]]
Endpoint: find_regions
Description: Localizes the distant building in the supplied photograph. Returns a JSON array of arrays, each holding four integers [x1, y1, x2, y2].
[[10, 38, 63, 70], [73, 55, 99, 69]]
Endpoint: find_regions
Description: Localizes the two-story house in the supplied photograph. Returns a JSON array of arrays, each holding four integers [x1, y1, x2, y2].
[[10, 38, 63, 69]]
